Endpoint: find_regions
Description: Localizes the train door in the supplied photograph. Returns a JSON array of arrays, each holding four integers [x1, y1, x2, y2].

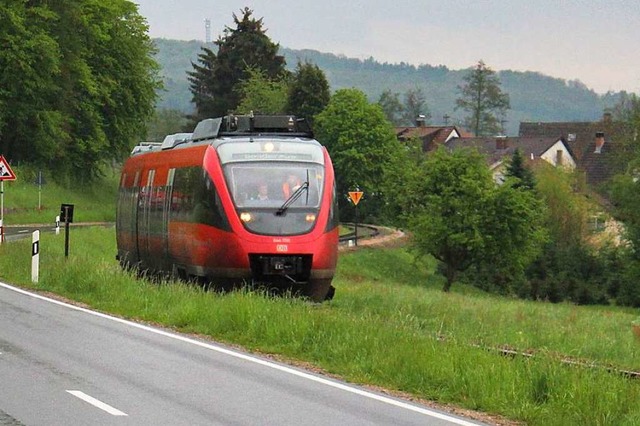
[[132, 171, 141, 262], [162, 169, 175, 267]]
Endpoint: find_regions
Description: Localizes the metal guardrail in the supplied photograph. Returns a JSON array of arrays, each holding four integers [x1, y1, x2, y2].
[[338, 224, 379, 243]]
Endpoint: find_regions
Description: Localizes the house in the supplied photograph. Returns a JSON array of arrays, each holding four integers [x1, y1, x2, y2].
[[395, 120, 472, 152], [444, 136, 576, 183], [518, 113, 625, 188]]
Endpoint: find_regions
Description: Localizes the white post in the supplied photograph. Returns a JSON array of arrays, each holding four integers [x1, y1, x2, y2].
[[32, 230, 40, 283], [55, 215, 60, 235]]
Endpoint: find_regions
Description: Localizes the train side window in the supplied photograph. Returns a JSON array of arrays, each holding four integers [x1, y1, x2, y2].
[[171, 166, 230, 231]]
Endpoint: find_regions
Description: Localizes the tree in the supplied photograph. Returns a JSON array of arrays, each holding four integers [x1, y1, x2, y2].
[[234, 67, 289, 114], [314, 88, 402, 222], [377, 90, 403, 125], [407, 148, 544, 291], [456, 60, 510, 136], [401, 87, 430, 126], [286, 61, 330, 126], [0, 1, 160, 182], [505, 148, 536, 190], [0, 2, 62, 167], [188, 8, 286, 121], [524, 164, 603, 303]]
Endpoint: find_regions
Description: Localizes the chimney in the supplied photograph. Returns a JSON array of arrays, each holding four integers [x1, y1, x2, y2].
[[496, 136, 507, 150], [594, 132, 605, 154], [415, 114, 426, 127], [603, 111, 612, 124]]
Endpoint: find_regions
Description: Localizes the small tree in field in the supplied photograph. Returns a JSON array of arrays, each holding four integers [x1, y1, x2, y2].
[[408, 148, 544, 292], [456, 60, 510, 136]]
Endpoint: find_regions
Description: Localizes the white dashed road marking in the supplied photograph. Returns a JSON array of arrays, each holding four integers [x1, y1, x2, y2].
[[66, 390, 128, 416]]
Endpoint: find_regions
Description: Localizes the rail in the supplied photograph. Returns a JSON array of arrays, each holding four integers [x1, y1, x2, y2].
[[338, 223, 379, 244]]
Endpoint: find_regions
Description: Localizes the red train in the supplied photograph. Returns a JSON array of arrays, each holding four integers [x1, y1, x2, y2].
[[116, 115, 339, 301]]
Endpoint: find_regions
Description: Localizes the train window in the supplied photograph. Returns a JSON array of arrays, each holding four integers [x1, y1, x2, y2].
[[222, 163, 324, 209], [171, 166, 230, 230]]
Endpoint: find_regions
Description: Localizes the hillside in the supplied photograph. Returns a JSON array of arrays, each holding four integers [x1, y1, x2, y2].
[[152, 38, 623, 135]]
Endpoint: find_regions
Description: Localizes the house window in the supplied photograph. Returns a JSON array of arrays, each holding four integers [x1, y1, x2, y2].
[[556, 150, 563, 166]]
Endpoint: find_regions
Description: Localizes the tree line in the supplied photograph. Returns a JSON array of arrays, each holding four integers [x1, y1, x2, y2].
[[0, 0, 160, 183]]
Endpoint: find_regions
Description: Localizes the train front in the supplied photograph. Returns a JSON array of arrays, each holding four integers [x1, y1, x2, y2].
[[213, 137, 339, 301]]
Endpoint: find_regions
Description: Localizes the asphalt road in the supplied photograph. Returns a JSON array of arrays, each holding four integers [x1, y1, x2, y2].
[[0, 282, 486, 426]]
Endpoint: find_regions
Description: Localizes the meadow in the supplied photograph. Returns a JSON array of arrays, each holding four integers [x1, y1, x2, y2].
[[1, 226, 639, 425], [0, 166, 118, 225]]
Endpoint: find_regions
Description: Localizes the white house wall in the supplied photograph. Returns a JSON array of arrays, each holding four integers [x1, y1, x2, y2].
[[540, 140, 576, 169]]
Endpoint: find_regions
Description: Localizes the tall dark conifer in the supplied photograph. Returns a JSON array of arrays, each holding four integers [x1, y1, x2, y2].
[[188, 8, 286, 121], [505, 148, 536, 190]]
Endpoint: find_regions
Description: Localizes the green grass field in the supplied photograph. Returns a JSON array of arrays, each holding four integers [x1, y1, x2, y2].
[[0, 166, 118, 225], [1, 227, 639, 425]]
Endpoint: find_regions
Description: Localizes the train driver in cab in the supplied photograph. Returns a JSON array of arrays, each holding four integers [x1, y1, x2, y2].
[[282, 173, 302, 198]]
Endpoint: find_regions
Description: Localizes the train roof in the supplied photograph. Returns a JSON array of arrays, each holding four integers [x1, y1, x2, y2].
[[130, 114, 316, 156]]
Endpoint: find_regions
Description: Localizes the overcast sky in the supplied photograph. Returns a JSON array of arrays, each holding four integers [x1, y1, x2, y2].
[[134, 0, 639, 94]]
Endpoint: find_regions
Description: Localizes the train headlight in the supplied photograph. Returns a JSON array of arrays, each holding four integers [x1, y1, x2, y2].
[[240, 212, 253, 223], [305, 213, 316, 222], [262, 142, 275, 152]]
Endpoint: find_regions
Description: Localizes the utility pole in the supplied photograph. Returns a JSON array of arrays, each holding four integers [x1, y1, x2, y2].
[[205, 19, 211, 43]]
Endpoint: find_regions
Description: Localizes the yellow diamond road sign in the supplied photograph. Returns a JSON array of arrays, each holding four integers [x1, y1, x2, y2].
[[348, 191, 364, 205]]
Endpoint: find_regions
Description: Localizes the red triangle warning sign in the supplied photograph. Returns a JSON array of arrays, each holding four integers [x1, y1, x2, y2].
[[0, 155, 16, 181]]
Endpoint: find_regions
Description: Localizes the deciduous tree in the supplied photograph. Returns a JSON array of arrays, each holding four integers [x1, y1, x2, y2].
[[377, 90, 403, 125], [0, 0, 160, 182], [408, 148, 544, 291], [314, 88, 401, 222], [234, 67, 289, 114]]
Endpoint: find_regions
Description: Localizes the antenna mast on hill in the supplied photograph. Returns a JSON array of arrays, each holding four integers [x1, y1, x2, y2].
[[205, 18, 211, 43]]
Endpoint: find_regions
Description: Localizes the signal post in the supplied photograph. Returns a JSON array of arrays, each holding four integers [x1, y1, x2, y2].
[[348, 190, 364, 246]]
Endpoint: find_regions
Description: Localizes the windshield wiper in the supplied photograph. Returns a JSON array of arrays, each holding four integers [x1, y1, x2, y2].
[[276, 181, 309, 215]]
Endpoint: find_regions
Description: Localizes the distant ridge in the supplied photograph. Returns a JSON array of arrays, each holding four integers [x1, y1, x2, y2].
[[152, 38, 623, 135]]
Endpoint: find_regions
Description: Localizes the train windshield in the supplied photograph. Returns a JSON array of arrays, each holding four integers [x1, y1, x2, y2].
[[218, 140, 326, 235], [222, 162, 324, 209], [218, 140, 325, 209]]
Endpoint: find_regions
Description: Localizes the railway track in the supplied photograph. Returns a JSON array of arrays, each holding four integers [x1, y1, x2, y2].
[[338, 223, 380, 244]]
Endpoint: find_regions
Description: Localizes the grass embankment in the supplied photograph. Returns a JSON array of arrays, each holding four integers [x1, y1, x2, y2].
[[1, 227, 639, 425], [0, 166, 118, 225]]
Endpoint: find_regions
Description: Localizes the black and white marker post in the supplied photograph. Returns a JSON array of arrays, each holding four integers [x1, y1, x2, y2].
[[60, 204, 74, 258], [31, 230, 40, 283]]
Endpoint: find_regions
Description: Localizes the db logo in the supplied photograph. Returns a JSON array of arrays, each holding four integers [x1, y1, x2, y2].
[[276, 244, 288, 252]]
